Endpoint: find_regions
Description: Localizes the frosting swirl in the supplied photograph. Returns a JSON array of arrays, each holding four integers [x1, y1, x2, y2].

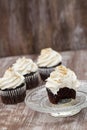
[[12, 57, 38, 75], [0, 68, 25, 90], [46, 65, 80, 94], [37, 48, 62, 67]]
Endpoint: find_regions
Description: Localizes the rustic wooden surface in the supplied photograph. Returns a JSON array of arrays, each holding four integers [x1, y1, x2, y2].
[[0, 0, 87, 57], [0, 50, 87, 130]]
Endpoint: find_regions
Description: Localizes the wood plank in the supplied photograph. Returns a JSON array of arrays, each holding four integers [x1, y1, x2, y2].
[[0, 0, 87, 57]]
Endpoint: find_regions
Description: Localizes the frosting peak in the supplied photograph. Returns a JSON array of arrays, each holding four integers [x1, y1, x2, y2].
[[12, 57, 38, 75], [37, 48, 62, 67], [54, 66, 67, 76], [41, 48, 53, 55], [0, 68, 24, 90]]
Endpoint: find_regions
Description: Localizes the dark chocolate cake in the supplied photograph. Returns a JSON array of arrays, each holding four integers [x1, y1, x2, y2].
[[46, 87, 76, 104]]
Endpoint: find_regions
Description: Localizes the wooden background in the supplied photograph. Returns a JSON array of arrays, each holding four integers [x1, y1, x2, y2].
[[0, 0, 87, 57]]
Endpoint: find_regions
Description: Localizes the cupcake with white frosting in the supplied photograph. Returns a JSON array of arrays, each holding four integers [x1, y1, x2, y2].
[[12, 57, 39, 89], [37, 48, 62, 81], [0, 68, 26, 104], [46, 65, 80, 104]]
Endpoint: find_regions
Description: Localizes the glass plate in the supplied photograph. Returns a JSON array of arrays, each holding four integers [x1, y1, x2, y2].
[[25, 80, 87, 117]]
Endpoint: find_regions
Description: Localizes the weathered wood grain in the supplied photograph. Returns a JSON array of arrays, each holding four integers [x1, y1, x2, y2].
[[0, 0, 87, 57], [0, 50, 87, 130]]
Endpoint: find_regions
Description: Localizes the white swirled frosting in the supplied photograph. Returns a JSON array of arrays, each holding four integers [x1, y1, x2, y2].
[[46, 65, 80, 94], [12, 57, 38, 75], [0, 68, 25, 90], [37, 48, 62, 67]]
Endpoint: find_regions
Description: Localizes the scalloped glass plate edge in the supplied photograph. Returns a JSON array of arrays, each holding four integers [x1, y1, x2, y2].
[[25, 80, 87, 117]]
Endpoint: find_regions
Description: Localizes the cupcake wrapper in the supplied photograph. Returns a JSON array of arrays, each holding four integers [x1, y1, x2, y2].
[[39, 67, 54, 75], [0, 83, 26, 104], [39, 67, 54, 81], [38, 62, 62, 81], [24, 72, 40, 89], [0, 83, 26, 96]]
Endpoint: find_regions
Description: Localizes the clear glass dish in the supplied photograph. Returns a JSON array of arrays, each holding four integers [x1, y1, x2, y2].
[[25, 80, 87, 117]]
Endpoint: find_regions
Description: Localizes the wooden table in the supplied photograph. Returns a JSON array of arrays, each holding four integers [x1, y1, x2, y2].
[[0, 50, 87, 130]]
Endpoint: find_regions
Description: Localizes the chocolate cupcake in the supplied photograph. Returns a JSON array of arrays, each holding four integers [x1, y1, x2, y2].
[[12, 57, 39, 89], [46, 65, 80, 104], [0, 68, 26, 104], [37, 48, 62, 81]]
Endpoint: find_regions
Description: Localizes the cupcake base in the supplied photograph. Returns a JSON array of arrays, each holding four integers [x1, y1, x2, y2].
[[46, 87, 76, 104], [24, 72, 39, 89], [39, 62, 62, 81], [0, 83, 26, 104]]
